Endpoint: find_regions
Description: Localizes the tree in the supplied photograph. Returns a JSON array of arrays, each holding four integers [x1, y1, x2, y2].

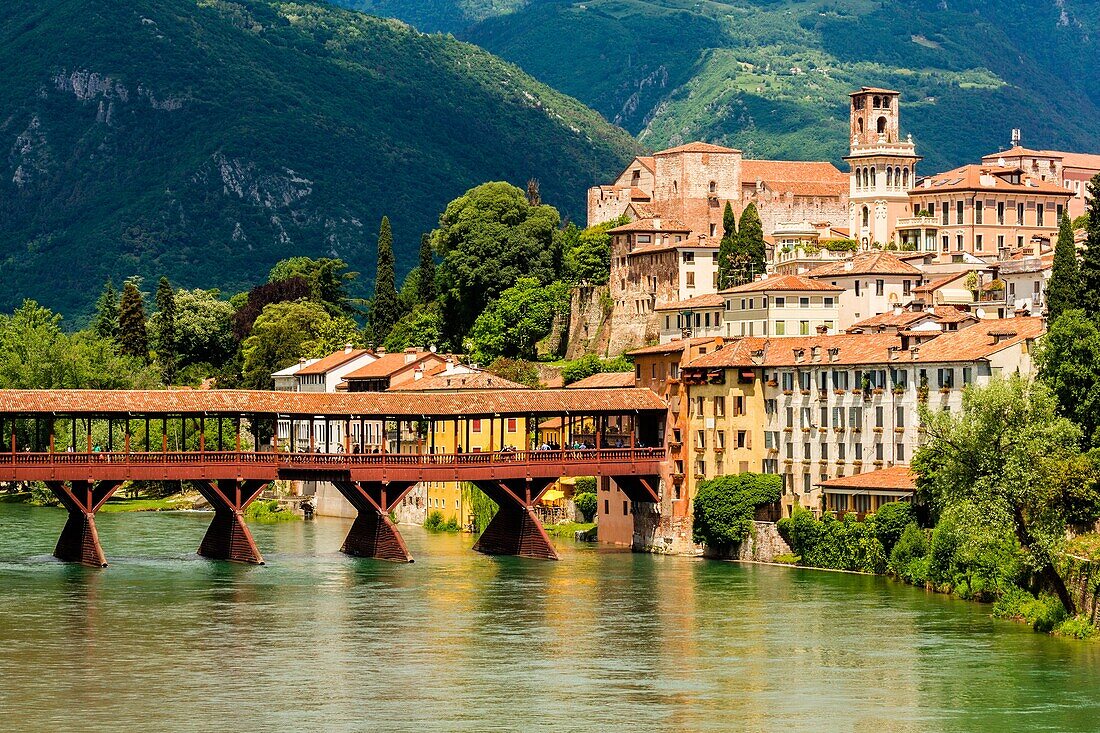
[[267, 257, 360, 316], [467, 278, 570, 362], [1078, 173, 1100, 315], [737, 203, 766, 284], [369, 216, 403, 343], [913, 376, 1100, 614], [486, 357, 542, 388], [240, 300, 360, 389], [434, 182, 563, 344], [416, 233, 437, 303], [117, 279, 149, 360], [91, 279, 119, 339], [692, 473, 782, 552], [560, 353, 632, 385], [563, 216, 624, 285], [717, 202, 738, 289], [172, 289, 236, 368], [230, 276, 312, 340], [574, 492, 597, 522], [1046, 213, 1081, 320], [382, 304, 444, 352], [153, 277, 178, 383], [1036, 310, 1100, 445]]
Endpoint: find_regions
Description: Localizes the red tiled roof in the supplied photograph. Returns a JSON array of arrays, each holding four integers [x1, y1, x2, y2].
[[741, 160, 848, 198], [655, 293, 725, 311], [982, 147, 1100, 171], [0, 388, 667, 417], [608, 217, 691, 234], [629, 187, 651, 200], [721, 274, 843, 294], [566, 372, 636, 389], [808, 251, 923, 278], [627, 337, 716, 356], [388, 371, 527, 391], [848, 310, 931, 331], [295, 348, 372, 376], [343, 352, 440, 380], [911, 164, 1071, 196], [818, 465, 916, 492], [913, 271, 968, 294], [932, 306, 976, 323], [850, 86, 899, 96], [1058, 151, 1100, 170], [637, 156, 655, 172], [654, 142, 741, 155]]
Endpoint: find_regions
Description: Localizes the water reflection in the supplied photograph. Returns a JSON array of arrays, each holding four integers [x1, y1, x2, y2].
[[0, 505, 1099, 733]]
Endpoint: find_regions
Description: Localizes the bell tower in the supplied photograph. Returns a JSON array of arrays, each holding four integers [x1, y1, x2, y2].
[[845, 87, 920, 249]]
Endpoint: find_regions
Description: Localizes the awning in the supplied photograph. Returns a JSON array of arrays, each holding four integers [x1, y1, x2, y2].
[[541, 489, 565, 503]]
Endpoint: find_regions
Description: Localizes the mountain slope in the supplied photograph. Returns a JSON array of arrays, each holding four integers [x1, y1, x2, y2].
[[348, 0, 1100, 172], [0, 0, 640, 317]]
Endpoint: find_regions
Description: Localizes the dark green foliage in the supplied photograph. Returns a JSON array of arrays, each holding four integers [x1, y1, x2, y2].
[[1037, 310, 1100, 445], [382, 303, 444, 352], [887, 523, 930, 584], [572, 477, 597, 494], [563, 217, 624, 285], [153, 277, 177, 384], [692, 473, 782, 550], [1048, 213, 1082, 321], [737, 204, 766, 284], [870, 501, 915, 555], [434, 182, 564, 344], [777, 507, 887, 573], [91, 280, 119, 339], [370, 217, 404, 343], [424, 510, 461, 532], [993, 588, 1069, 632], [461, 482, 498, 534], [0, 0, 639, 317], [1082, 175, 1100, 316], [468, 278, 570, 362], [416, 233, 437, 304], [560, 354, 632, 385], [240, 300, 361, 389], [268, 257, 359, 317], [717, 202, 737, 290], [574, 492, 597, 522], [231, 277, 313, 341], [486, 357, 542, 388], [117, 280, 149, 360]]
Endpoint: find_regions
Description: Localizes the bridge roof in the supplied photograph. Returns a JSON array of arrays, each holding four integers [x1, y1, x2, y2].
[[0, 388, 666, 417]]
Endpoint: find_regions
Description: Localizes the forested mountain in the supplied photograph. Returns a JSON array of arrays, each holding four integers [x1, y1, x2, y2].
[[347, 0, 1100, 172], [0, 0, 640, 317]]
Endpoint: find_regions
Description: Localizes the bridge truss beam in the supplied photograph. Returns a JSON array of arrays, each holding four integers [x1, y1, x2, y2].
[[332, 481, 418, 562], [472, 478, 559, 560], [193, 479, 269, 565], [46, 480, 122, 568]]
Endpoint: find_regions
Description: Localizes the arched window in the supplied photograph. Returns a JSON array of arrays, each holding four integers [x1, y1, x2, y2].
[[877, 116, 887, 134], [873, 96, 881, 108], [857, 118, 864, 134], [886, 167, 893, 188], [862, 206, 870, 228], [709, 180, 717, 193], [856, 169, 862, 189], [870, 166, 877, 187], [902, 167, 909, 189]]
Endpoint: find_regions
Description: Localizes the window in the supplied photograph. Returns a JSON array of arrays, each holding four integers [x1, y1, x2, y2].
[[820, 443, 828, 460], [686, 272, 695, 288], [938, 368, 954, 389], [855, 443, 863, 460], [942, 204, 949, 225], [801, 407, 812, 428], [803, 441, 811, 459], [903, 279, 912, 297], [976, 234, 983, 252], [714, 396, 726, 417], [799, 372, 812, 391], [875, 406, 884, 429], [833, 370, 850, 390], [820, 405, 829, 427], [803, 474, 812, 493], [775, 321, 786, 335], [799, 320, 810, 335], [696, 460, 706, 478], [1037, 203, 1045, 227], [848, 406, 862, 429], [786, 443, 794, 459], [682, 252, 695, 263], [782, 372, 794, 391], [1017, 202, 1024, 225], [956, 200, 964, 225], [975, 200, 983, 224], [507, 418, 517, 433], [824, 297, 834, 308], [765, 398, 777, 415], [799, 297, 810, 308], [875, 279, 884, 297], [891, 368, 907, 389], [695, 396, 705, 415], [737, 430, 748, 449], [855, 280, 861, 296], [775, 297, 786, 308], [896, 443, 905, 461], [962, 366, 973, 384], [896, 405, 905, 428], [956, 234, 964, 251], [875, 443, 884, 461], [696, 430, 706, 449], [928, 202, 936, 219], [716, 430, 726, 450], [997, 202, 1005, 225]]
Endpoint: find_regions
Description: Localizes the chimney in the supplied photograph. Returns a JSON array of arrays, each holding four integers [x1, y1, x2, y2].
[[750, 349, 765, 366], [344, 343, 354, 354], [413, 368, 424, 381], [844, 261, 854, 271], [405, 347, 419, 364], [893, 306, 902, 316], [888, 345, 900, 361], [794, 348, 805, 364], [828, 347, 840, 362], [816, 324, 828, 335], [910, 345, 920, 361]]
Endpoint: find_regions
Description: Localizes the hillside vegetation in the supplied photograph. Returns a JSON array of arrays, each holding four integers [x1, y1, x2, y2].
[[350, 0, 1100, 172], [0, 0, 640, 317]]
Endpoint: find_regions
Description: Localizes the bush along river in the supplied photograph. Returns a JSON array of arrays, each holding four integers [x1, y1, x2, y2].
[[1, 503, 1100, 733]]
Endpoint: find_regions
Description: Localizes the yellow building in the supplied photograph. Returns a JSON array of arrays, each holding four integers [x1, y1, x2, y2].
[[389, 369, 529, 528], [679, 339, 768, 509]]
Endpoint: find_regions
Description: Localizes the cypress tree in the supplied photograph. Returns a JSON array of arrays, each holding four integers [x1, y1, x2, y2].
[[369, 216, 402, 342], [737, 203, 766, 285], [154, 276, 178, 383], [1046, 213, 1081, 322], [117, 279, 149, 360], [1082, 173, 1100, 316], [717, 202, 738, 289], [417, 233, 437, 303], [92, 279, 119, 339]]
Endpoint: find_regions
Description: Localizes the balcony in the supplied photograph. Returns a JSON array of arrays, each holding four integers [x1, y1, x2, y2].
[[896, 216, 939, 229]]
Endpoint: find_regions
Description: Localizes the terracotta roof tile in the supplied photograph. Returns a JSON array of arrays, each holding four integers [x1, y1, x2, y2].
[[807, 251, 923, 278], [566, 372, 636, 389], [387, 371, 527, 391], [912, 164, 1071, 196], [741, 160, 848, 198], [627, 338, 716, 356], [295, 348, 372, 376], [818, 465, 916, 492], [654, 142, 741, 155], [637, 156, 655, 172], [0, 388, 667, 417], [913, 271, 968, 294], [721, 274, 843, 294], [655, 293, 725, 311], [343, 352, 439, 380]]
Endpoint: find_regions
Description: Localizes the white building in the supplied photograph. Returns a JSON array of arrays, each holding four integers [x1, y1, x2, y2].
[[807, 251, 924, 328], [720, 274, 843, 338]]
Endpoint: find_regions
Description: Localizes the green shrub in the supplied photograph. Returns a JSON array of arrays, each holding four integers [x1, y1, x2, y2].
[[692, 473, 782, 550], [27, 482, 58, 507], [888, 523, 930, 583], [869, 502, 915, 554], [574, 492, 597, 522], [993, 588, 1068, 632], [244, 499, 299, 522], [927, 505, 1022, 600], [572, 477, 597, 494], [1055, 616, 1097, 639], [424, 510, 460, 532], [772, 553, 800, 565], [781, 507, 887, 573]]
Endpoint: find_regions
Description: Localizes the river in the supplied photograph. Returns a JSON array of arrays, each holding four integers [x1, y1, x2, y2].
[[0, 504, 1098, 732]]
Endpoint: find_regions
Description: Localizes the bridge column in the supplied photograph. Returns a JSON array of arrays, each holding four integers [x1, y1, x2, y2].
[[332, 481, 417, 562], [472, 478, 558, 560], [193, 479, 269, 565], [47, 480, 122, 568]]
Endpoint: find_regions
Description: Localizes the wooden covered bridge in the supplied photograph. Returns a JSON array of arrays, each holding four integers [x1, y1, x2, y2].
[[0, 388, 667, 567]]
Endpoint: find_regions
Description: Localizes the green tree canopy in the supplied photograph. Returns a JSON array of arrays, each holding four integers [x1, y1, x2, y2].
[[369, 216, 404, 344], [913, 376, 1100, 614], [563, 216, 625, 285], [382, 303, 444, 353], [692, 473, 783, 551], [417, 232, 437, 303], [717, 202, 738, 289], [240, 300, 361, 389], [171, 289, 237, 368], [1046, 213, 1081, 321], [117, 279, 149, 361], [559, 353, 632, 385], [1079, 173, 1100, 316], [91, 279, 119, 339], [268, 256, 359, 316], [737, 203, 766, 284], [153, 277, 177, 383], [468, 278, 570, 362], [434, 182, 563, 344], [1036, 309, 1100, 445]]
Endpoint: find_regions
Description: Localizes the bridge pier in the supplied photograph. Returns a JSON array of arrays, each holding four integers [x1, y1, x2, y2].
[[194, 479, 269, 565], [47, 480, 122, 568], [472, 478, 558, 560], [333, 481, 417, 562]]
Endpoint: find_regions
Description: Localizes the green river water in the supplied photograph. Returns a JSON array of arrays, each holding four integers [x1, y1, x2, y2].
[[1, 503, 1098, 732]]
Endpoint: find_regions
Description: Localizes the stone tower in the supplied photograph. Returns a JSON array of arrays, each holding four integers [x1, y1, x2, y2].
[[845, 87, 921, 248]]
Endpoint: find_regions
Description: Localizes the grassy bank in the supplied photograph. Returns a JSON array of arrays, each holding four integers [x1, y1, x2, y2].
[[543, 522, 595, 538], [100, 494, 202, 513]]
